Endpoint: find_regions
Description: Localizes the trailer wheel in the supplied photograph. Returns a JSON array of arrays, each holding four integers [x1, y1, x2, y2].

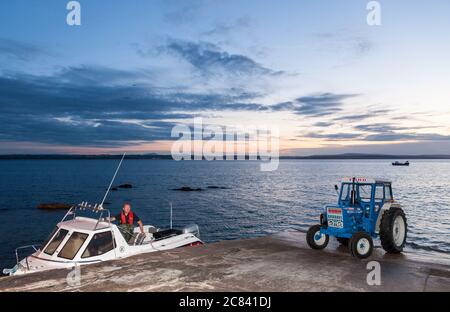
[[307, 224, 329, 250], [337, 237, 349, 246], [380, 207, 407, 253], [349, 232, 373, 259]]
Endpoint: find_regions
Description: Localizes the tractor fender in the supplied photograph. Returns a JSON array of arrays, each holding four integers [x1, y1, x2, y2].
[[375, 202, 402, 233]]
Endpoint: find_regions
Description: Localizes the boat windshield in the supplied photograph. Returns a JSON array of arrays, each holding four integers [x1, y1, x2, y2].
[[44, 229, 69, 255], [58, 232, 89, 260], [40, 227, 59, 251]]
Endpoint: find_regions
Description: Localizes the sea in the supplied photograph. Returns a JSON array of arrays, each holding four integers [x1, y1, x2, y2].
[[0, 159, 449, 269]]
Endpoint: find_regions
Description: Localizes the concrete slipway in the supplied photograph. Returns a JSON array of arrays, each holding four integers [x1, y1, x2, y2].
[[0, 231, 449, 292]]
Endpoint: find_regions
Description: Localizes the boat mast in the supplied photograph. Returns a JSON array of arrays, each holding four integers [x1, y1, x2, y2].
[[100, 152, 126, 208]]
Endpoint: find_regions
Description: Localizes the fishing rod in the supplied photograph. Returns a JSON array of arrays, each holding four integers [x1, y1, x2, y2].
[[170, 202, 173, 229], [100, 152, 126, 209]]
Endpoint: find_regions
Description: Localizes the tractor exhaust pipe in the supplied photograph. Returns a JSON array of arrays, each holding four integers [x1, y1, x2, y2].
[[351, 177, 356, 206]]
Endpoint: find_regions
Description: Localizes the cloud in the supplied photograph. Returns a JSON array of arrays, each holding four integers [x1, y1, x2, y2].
[[353, 37, 374, 57], [294, 128, 450, 145], [315, 32, 374, 57], [315, 108, 389, 122], [299, 132, 362, 140], [54, 65, 151, 86], [161, 39, 284, 77], [313, 121, 334, 127], [283, 141, 450, 156], [354, 123, 411, 132], [162, 0, 205, 25], [0, 65, 272, 147], [333, 114, 374, 121], [351, 122, 447, 142], [297, 120, 448, 143], [201, 17, 252, 37], [0, 113, 178, 147], [2, 65, 448, 149], [271, 93, 358, 117], [363, 132, 450, 142], [0, 38, 46, 61]]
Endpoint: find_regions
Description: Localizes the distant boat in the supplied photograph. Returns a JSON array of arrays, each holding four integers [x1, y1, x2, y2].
[[392, 161, 409, 166]]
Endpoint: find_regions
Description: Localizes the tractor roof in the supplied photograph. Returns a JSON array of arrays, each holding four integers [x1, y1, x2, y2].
[[341, 177, 391, 184]]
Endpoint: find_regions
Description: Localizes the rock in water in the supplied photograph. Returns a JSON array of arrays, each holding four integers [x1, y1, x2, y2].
[[38, 203, 72, 210], [117, 184, 133, 189], [172, 186, 203, 192]]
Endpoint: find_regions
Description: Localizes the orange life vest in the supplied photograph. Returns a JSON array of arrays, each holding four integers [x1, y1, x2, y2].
[[120, 211, 134, 225]]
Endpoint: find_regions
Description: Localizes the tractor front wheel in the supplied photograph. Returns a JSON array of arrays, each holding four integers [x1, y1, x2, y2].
[[307, 224, 329, 250], [349, 232, 373, 259], [380, 207, 407, 253]]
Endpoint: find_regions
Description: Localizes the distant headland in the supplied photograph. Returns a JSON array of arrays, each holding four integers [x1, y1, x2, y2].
[[0, 153, 450, 160]]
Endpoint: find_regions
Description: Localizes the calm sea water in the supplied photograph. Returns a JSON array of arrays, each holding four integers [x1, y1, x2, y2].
[[0, 159, 449, 269]]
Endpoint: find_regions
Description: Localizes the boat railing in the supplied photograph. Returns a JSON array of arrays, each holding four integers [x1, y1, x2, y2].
[[15, 244, 40, 270], [61, 202, 112, 231]]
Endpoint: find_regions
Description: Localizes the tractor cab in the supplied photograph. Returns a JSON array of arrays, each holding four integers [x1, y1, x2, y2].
[[338, 177, 393, 217]]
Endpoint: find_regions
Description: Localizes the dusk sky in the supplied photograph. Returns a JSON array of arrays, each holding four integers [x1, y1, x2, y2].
[[1, 0, 450, 155]]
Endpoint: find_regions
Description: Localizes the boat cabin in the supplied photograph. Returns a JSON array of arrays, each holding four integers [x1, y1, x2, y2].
[[38, 217, 118, 264]]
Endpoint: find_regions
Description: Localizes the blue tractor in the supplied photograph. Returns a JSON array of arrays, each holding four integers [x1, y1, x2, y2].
[[307, 177, 407, 259]]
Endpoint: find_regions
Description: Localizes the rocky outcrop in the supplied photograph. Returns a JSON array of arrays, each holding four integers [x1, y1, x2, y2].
[[117, 184, 133, 189], [37, 203, 72, 210], [171, 187, 203, 192]]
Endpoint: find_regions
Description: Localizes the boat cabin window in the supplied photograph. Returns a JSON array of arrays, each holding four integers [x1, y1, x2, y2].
[[41, 227, 59, 251], [44, 229, 69, 255], [81, 231, 115, 258], [58, 232, 89, 260]]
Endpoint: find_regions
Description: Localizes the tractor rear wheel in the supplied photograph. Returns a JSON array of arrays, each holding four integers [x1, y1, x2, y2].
[[307, 224, 329, 250], [380, 207, 407, 253], [349, 232, 373, 259], [337, 237, 349, 246]]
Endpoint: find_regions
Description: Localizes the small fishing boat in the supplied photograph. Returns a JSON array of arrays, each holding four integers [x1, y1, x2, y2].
[[3, 154, 202, 276], [3, 203, 202, 276], [392, 161, 410, 166]]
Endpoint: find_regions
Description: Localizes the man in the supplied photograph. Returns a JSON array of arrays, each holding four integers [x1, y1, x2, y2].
[[109, 202, 145, 242]]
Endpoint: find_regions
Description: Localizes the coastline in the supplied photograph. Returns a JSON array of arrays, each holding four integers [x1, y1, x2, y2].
[[1, 153, 450, 160]]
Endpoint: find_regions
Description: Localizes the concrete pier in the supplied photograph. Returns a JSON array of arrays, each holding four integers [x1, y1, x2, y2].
[[0, 231, 449, 292]]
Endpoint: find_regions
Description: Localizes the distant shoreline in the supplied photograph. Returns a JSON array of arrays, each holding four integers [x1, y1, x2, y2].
[[1, 153, 450, 160]]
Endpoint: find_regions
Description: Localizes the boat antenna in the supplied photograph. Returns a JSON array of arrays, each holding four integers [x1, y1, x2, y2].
[[100, 152, 126, 208], [170, 202, 173, 229]]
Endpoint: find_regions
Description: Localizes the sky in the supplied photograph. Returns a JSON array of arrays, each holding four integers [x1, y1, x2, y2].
[[0, 0, 449, 155]]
